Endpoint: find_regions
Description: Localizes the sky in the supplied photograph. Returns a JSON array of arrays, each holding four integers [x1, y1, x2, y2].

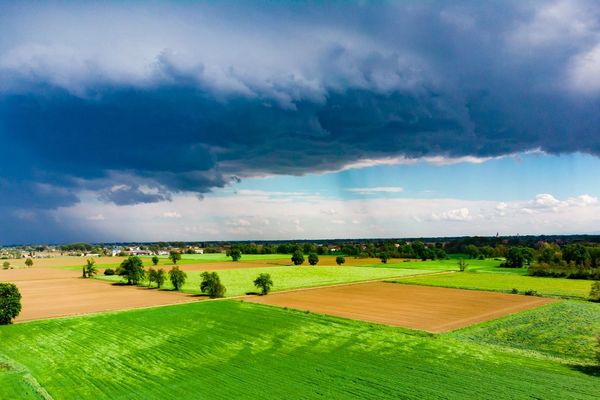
[[1, 0, 600, 244]]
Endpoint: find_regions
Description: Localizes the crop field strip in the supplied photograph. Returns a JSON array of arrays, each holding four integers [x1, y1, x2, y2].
[[0, 301, 598, 400], [391, 271, 593, 299], [245, 281, 555, 332]]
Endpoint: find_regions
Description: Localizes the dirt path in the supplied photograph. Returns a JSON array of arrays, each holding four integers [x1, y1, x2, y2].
[[245, 281, 555, 333]]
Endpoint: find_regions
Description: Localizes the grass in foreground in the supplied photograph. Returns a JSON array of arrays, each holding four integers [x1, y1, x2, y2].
[[0, 301, 598, 400], [99, 266, 435, 296], [392, 271, 593, 299], [450, 300, 600, 364]]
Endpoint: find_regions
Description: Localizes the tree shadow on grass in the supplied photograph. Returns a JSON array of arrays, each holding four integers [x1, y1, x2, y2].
[[570, 364, 600, 377]]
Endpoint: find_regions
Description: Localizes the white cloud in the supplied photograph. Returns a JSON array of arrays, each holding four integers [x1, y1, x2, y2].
[[54, 191, 600, 241], [162, 211, 182, 218], [430, 207, 472, 222], [87, 214, 105, 221], [346, 186, 404, 195]]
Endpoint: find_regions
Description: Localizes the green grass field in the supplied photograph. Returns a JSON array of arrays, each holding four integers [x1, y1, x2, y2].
[[99, 266, 435, 296], [450, 300, 600, 364], [375, 258, 523, 274], [392, 271, 593, 299], [0, 301, 598, 400], [155, 253, 291, 262]]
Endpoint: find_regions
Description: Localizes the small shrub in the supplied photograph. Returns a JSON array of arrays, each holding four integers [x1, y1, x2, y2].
[[24, 258, 33, 267], [457, 258, 468, 272], [336, 256, 346, 266], [104, 268, 115, 276], [590, 281, 600, 302], [0, 283, 22, 325], [151, 256, 160, 266], [510, 288, 519, 294], [524, 289, 538, 296], [2, 262, 9, 270]]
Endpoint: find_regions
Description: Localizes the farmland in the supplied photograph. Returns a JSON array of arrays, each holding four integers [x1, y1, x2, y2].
[[98, 265, 436, 296], [450, 300, 600, 364], [0, 301, 598, 400], [392, 271, 593, 299], [246, 281, 554, 332]]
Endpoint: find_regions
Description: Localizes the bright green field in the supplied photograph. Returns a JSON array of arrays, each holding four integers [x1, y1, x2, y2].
[[155, 253, 291, 262], [450, 300, 600, 364], [392, 271, 593, 299], [99, 266, 435, 296], [375, 258, 522, 274], [0, 301, 598, 400]]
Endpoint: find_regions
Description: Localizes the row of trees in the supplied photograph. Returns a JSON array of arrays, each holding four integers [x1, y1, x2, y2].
[[114, 256, 274, 297], [529, 243, 600, 279]]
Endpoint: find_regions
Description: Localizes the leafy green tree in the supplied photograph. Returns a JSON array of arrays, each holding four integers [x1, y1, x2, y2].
[[291, 250, 304, 266], [0, 283, 22, 325], [169, 251, 181, 265], [464, 245, 480, 259], [155, 268, 166, 289], [118, 256, 145, 285], [147, 267, 157, 287], [227, 248, 242, 262], [2, 261, 9, 269], [379, 252, 389, 264], [308, 253, 319, 266], [590, 281, 600, 302], [200, 271, 226, 298], [85, 258, 97, 278], [458, 258, 468, 272], [336, 256, 346, 266], [151, 256, 160, 266], [504, 247, 535, 268], [169, 266, 187, 290], [253, 273, 273, 295], [24, 258, 33, 267], [563, 244, 590, 266]]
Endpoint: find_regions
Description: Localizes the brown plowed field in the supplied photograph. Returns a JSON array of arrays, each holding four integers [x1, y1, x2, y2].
[[1, 267, 195, 322], [246, 281, 555, 333]]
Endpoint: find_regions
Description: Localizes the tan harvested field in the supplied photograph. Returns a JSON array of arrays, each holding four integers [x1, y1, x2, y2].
[[246, 281, 555, 333], [1, 267, 195, 322], [4, 256, 128, 269]]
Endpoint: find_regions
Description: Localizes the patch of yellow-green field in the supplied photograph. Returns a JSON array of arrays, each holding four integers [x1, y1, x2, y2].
[[392, 272, 593, 299], [99, 265, 435, 296]]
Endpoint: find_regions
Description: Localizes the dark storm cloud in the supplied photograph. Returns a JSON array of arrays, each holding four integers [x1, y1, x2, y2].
[[1, 0, 600, 214]]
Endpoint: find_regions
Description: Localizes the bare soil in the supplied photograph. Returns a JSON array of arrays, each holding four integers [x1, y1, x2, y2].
[[246, 281, 555, 333], [1, 267, 195, 322]]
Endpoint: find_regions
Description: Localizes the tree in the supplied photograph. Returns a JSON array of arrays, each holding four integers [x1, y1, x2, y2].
[[336, 256, 346, 266], [458, 258, 468, 272], [253, 273, 273, 295], [563, 244, 590, 266], [308, 253, 319, 266], [227, 248, 242, 262], [291, 250, 304, 266], [169, 266, 187, 290], [379, 252, 389, 264], [200, 271, 226, 298], [24, 258, 33, 267], [118, 256, 145, 285], [503, 247, 535, 268], [590, 281, 600, 302], [0, 283, 22, 325], [155, 268, 166, 289], [85, 258, 97, 278], [2, 261, 9, 269], [464, 245, 480, 259], [151, 256, 160, 266], [147, 268, 157, 287], [169, 251, 181, 265]]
